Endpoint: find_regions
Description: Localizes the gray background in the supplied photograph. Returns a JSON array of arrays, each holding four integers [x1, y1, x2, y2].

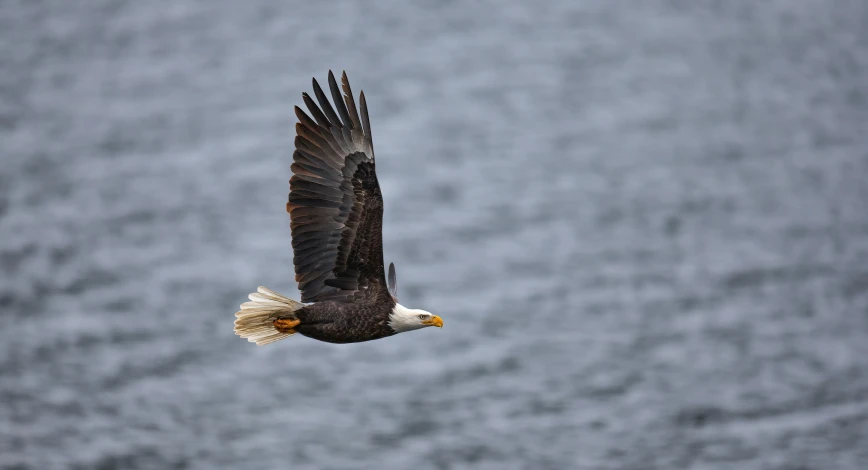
[[2, 0, 868, 469]]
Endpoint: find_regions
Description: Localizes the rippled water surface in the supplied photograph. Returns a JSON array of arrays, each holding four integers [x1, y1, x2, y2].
[[2, 1, 868, 468]]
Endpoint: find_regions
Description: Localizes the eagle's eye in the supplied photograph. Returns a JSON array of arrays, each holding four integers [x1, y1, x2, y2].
[[419, 314, 429, 320]]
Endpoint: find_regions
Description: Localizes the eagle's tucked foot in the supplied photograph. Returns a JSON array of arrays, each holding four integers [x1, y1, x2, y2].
[[273, 318, 301, 334]]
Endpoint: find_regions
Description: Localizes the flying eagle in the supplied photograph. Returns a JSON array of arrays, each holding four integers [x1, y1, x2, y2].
[[233, 71, 443, 345]]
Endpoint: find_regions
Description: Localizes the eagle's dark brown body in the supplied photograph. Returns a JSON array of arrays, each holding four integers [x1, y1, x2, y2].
[[295, 292, 396, 344]]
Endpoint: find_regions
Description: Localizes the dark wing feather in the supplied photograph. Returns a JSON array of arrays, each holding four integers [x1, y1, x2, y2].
[[287, 71, 385, 304], [387, 262, 398, 300], [340, 71, 362, 131], [359, 91, 373, 155], [328, 70, 353, 129]]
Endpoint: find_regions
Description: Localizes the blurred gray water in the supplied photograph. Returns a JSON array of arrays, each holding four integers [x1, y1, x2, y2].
[[2, 0, 868, 469]]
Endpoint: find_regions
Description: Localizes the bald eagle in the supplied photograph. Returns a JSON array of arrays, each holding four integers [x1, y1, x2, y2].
[[233, 71, 443, 345]]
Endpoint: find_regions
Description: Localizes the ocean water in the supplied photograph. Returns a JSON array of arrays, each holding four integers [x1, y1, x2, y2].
[[2, 0, 868, 468]]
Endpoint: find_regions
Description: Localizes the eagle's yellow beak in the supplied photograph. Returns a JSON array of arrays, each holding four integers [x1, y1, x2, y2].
[[423, 315, 443, 328]]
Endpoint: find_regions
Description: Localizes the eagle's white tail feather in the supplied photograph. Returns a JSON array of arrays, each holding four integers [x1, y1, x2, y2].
[[234, 287, 303, 346]]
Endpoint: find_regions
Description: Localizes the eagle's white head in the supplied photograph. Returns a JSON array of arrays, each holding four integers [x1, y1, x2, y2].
[[389, 303, 444, 333]]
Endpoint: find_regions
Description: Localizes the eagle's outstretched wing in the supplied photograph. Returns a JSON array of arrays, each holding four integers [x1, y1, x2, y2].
[[287, 71, 387, 304]]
